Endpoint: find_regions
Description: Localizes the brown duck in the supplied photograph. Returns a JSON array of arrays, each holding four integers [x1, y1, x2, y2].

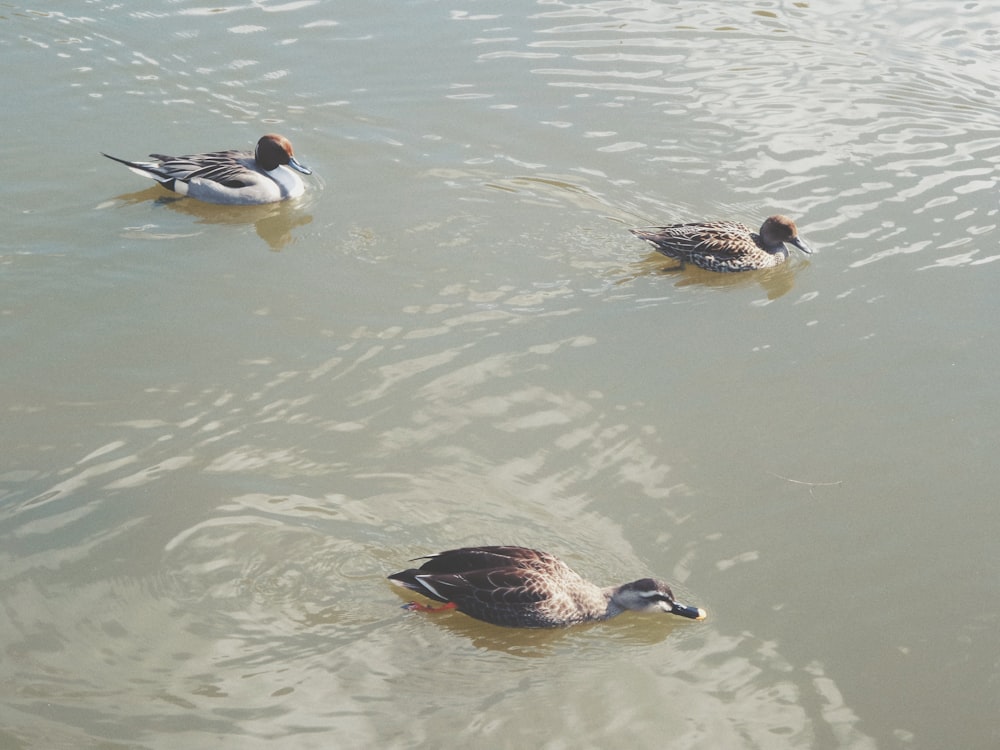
[[388, 546, 706, 628], [631, 214, 812, 272]]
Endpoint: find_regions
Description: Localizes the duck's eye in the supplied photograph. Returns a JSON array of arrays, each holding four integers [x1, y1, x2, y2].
[[638, 591, 671, 604]]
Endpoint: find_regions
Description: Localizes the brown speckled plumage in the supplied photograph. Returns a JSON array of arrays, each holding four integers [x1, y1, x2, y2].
[[388, 546, 706, 628], [631, 215, 812, 272]]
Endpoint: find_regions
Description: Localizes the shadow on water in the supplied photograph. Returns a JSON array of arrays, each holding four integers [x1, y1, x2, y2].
[[98, 187, 314, 251], [618, 252, 810, 300], [385, 587, 698, 657]]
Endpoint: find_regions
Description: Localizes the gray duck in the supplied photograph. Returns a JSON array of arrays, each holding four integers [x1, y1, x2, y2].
[[631, 214, 812, 272], [102, 134, 312, 205], [388, 545, 706, 628]]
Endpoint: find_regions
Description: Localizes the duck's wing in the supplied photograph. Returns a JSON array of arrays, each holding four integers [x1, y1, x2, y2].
[[148, 150, 258, 188], [388, 567, 452, 602], [408, 546, 556, 574], [390, 566, 551, 605], [103, 149, 256, 188], [632, 221, 757, 259]]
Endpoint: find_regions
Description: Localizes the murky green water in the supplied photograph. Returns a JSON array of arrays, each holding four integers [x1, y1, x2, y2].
[[3, 1, 999, 748]]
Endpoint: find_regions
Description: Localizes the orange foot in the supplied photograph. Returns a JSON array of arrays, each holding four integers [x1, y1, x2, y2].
[[403, 601, 457, 613]]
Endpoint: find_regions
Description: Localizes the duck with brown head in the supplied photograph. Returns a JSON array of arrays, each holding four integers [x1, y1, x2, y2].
[[102, 134, 312, 205], [631, 214, 812, 272]]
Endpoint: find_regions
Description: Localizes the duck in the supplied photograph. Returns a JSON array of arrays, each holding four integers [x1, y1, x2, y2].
[[102, 134, 312, 205], [631, 215, 812, 272], [388, 545, 706, 628]]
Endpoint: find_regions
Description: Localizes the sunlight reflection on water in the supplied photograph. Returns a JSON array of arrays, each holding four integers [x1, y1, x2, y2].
[[3, 0, 1000, 747]]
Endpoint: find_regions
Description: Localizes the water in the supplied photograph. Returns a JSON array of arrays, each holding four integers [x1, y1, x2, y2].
[[2, 1, 999, 747]]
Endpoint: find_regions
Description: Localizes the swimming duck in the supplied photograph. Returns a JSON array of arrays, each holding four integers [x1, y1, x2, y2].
[[388, 545, 706, 628], [631, 215, 812, 272], [102, 134, 312, 205]]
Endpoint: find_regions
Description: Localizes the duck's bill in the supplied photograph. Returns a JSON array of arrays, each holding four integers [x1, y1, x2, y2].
[[289, 157, 312, 175], [791, 237, 813, 254], [672, 602, 707, 620]]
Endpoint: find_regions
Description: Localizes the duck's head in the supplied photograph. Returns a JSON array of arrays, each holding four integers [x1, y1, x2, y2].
[[760, 215, 812, 255], [612, 578, 707, 620], [256, 134, 312, 175]]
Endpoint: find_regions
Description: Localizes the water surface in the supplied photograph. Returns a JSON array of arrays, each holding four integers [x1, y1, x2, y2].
[[3, 1, 1000, 748]]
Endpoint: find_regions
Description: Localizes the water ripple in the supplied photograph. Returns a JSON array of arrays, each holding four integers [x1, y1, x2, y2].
[[4, 1, 999, 747], [436, 0, 1000, 273]]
